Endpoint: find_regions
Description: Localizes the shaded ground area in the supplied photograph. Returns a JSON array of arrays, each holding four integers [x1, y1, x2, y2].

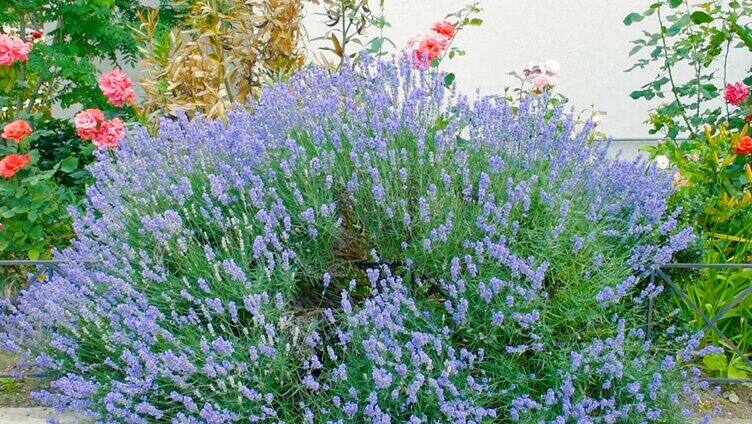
[[0, 353, 42, 408], [699, 384, 752, 420]]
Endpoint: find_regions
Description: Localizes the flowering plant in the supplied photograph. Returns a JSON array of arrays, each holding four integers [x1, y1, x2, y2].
[[647, 123, 752, 379], [0, 57, 713, 423], [627, 0, 752, 378], [403, 2, 482, 86], [0, 67, 131, 266], [0, 0, 154, 267], [0, 116, 83, 275], [625, 0, 752, 138]]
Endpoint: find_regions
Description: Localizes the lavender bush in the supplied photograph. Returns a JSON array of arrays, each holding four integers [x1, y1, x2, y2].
[[0, 57, 713, 423]]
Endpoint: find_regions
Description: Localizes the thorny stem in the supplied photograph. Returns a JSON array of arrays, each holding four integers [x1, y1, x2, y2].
[[377, 0, 385, 57], [723, 38, 731, 122], [435, 5, 477, 66], [683, 1, 702, 123], [24, 78, 45, 115], [339, 0, 347, 69], [14, 16, 27, 115], [657, 7, 697, 139]]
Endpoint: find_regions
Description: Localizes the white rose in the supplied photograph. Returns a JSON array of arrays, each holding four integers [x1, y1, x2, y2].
[[545, 59, 561, 76], [654, 155, 670, 170], [591, 113, 604, 127]]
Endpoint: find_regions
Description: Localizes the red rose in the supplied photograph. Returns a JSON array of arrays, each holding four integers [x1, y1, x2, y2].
[[725, 82, 750, 106], [0, 154, 32, 178], [734, 135, 752, 155]]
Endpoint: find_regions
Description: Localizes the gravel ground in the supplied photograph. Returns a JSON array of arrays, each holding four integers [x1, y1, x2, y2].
[[0, 408, 749, 424]]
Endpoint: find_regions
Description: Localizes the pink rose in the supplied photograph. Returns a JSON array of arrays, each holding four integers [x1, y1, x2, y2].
[[533, 74, 558, 91], [673, 171, 689, 188], [724, 82, 749, 106], [99, 69, 136, 107], [431, 21, 456, 46], [0, 33, 32, 66], [2, 119, 32, 142], [408, 34, 445, 69], [74, 108, 105, 140], [93, 118, 125, 148]]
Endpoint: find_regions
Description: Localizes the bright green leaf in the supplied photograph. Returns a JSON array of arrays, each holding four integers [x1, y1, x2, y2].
[[728, 365, 748, 380], [690, 11, 713, 25], [703, 353, 727, 371], [60, 156, 79, 173]]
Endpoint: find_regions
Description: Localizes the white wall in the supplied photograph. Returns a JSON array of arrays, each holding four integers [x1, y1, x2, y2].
[[302, 1, 752, 156]]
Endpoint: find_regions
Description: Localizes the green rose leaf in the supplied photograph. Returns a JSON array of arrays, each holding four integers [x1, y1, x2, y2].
[[690, 11, 713, 25], [444, 73, 456, 87], [624, 12, 644, 26], [60, 156, 79, 173]]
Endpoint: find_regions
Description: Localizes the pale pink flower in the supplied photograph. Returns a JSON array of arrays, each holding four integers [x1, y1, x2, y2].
[[74, 109, 105, 140], [673, 171, 689, 188], [0, 33, 32, 66], [99, 69, 136, 107], [533, 74, 558, 91], [591, 113, 604, 127], [93, 118, 125, 148]]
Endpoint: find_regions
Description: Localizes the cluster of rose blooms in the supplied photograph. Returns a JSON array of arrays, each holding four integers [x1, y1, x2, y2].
[[405, 20, 457, 69], [0, 30, 37, 67], [724, 81, 752, 155], [0, 69, 135, 180], [0, 29, 37, 178], [522, 59, 560, 92], [73, 69, 135, 149]]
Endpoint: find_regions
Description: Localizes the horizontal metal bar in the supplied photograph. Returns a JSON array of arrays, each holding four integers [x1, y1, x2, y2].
[[610, 137, 690, 143], [661, 263, 752, 269], [0, 373, 51, 379], [700, 377, 752, 384], [0, 260, 58, 266]]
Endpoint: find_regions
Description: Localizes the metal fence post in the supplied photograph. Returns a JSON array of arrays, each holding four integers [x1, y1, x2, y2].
[[646, 268, 654, 341]]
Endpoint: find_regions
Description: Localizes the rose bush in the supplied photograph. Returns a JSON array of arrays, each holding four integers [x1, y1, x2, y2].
[[0, 57, 713, 423], [627, 0, 752, 379], [0, 0, 152, 267]]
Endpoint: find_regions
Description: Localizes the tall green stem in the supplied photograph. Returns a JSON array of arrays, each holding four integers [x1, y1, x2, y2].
[[657, 7, 697, 139]]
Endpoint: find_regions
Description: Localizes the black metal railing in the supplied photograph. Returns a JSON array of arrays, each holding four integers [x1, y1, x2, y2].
[[647, 263, 752, 384], [0, 260, 750, 383], [0, 259, 59, 288]]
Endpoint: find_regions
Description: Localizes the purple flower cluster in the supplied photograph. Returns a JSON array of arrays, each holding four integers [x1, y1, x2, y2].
[[0, 56, 709, 423]]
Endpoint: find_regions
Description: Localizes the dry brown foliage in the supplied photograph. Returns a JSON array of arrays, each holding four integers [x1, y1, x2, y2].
[[134, 0, 306, 119]]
